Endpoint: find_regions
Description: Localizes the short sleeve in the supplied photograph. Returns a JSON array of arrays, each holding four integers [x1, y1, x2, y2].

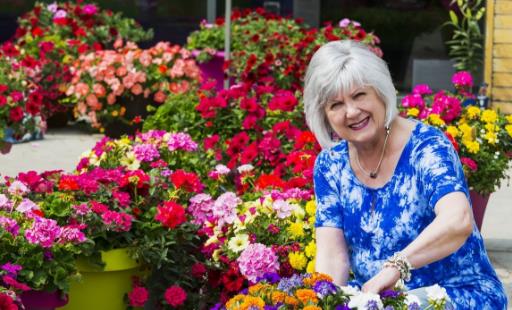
[[415, 130, 468, 209], [314, 151, 344, 229]]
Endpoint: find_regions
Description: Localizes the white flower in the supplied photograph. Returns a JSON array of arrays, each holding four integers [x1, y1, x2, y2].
[[237, 164, 254, 173], [426, 284, 450, 302], [16, 198, 39, 214], [405, 294, 422, 307], [348, 292, 383, 309], [272, 199, 294, 219], [227, 234, 249, 253], [215, 164, 230, 175], [340, 285, 360, 297], [120, 152, 140, 170]]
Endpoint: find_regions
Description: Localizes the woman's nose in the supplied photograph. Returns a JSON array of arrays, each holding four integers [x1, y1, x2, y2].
[[345, 101, 359, 118]]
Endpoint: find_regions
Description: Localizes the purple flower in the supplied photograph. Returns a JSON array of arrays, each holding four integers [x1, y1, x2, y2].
[[1, 263, 22, 277], [167, 132, 198, 152], [257, 272, 281, 284], [82, 4, 98, 15], [133, 144, 160, 162], [24, 217, 62, 248], [277, 274, 304, 294], [188, 193, 214, 225], [0, 216, 19, 236], [16, 198, 39, 214], [313, 280, 339, 298], [408, 303, 421, 310], [335, 305, 350, 310], [380, 289, 400, 299], [367, 300, 381, 310]]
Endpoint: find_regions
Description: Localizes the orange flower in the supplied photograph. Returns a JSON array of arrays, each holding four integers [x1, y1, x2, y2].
[[93, 83, 106, 97], [271, 291, 286, 304], [284, 296, 299, 307], [295, 289, 318, 304], [131, 84, 143, 95]]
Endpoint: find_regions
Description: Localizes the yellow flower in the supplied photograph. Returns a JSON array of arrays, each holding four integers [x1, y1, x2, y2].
[[407, 108, 419, 117], [506, 124, 512, 137], [308, 216, 316, 226], [227, 234, 249, 253], [292, 204, 305, 220], [463, 140, 480, 154], [111, 110, 119, 117], [427, 113, 445, 126], [120, 151, 140, 170], [226, 295, 246, 310], [295, 289, 318, 304], [458, 123, 474, 141], [287, 222, 305, 239], [446, 126, 459, 138], [306, 260, 316, 273], [484, 131, 498, 145], [289, 252, 307, 270], [506, 115, 512, 124], [305, 241, 316, 258], [481, 109, 498, 123], [305, 200, 316, 216], [484, 123, 499, 133], [466, 106, 481, 119]]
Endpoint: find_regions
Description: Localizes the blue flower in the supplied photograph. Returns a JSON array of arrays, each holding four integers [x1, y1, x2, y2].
[[313, 280, 338, 298]]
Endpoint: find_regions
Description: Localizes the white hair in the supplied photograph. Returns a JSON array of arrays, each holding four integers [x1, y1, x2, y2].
[[303, 40, 398, 149]]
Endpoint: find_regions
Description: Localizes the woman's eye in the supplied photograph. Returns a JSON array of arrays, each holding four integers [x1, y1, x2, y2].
[[354, 92, 365, 99], [329, 102, 343, 109]]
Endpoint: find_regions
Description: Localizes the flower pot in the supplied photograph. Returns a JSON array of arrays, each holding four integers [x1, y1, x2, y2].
[[192, 50, 226, 91], [104, 96, 150, 139], [469, 190, 491, 231], [46, 110, 70, 129], [61, 248, 142, 310], [20, 290, 68, 310], [0, 141, 12, 154]]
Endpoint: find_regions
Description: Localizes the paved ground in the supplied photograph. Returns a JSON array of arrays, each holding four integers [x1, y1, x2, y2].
[[0, 128, 511, 307]]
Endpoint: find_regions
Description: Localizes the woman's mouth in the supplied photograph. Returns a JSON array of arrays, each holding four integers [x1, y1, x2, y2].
[[348, 117, 370, 131]]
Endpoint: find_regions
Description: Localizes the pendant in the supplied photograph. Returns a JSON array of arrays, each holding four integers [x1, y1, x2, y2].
[[370, 172, 378, 179]]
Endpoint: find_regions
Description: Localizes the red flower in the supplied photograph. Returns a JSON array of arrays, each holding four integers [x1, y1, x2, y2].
[[0, 292, 18, 310], [155, 201, 186, 229], [170, 170, 204, 193], [268, 90, 298, 112], [128, 286, 149, 307], [221, 263, 244, 292], [9, 107, 24, 123], [445, 132, 459, 152], [461, 157, 478, 172], [255, 173, 285, 190], [164, 285, 187, 308], [58, 175, 79, 191], [0, 96, 6, 107], [31, 26, 43, 37], [191, 262, 207, 278]]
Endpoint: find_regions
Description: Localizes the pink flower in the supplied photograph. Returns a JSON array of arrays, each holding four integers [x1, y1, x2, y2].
[[83, 4, 98, 15], [58, 226, 86, 244], [188, 193, 214, 225], [24, 217, 62, 248], [164, 285, 187, 307], [401, 93, 425, 110], [101, 211, 133, 232], [452, 71, 473, 88], [412, 84, 432, 96], [167, 132, 198, 152], [268, 90, 298, 112], [212, 192, 241, 227], [133, 143, 160, 162], [237, 243, 279, 282], [461, 157, 478, 172], [0, 217, 19, 236], [15, 198, 39, 214], [73, 203, 90, 216], [128, 286, 149, 307], [8, 181, 29, 196], [272, 199, 294, 219], [0, 194, 13, 211]]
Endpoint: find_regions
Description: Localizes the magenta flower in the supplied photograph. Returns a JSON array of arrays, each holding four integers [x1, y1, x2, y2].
[[16, 198, 39, 214], [0, 194, 13, 211], [167, 132, 198, 152], [82, 4, 98, 15], [1, 263, 22, 277], [25, 217, 62, 248], [0, 217, 19, 236], [58, 226, 86, 244], [237, 243, 280, 282], [188, 193, 214, 225], [133, 143, 160, 162], [101, 210, 133, 232], [452, 71, 473, 88], [412, 84, 432, 96], [73, 203, 90, 216], [461, 157, 478, 171], [53, 9, 67, 19]]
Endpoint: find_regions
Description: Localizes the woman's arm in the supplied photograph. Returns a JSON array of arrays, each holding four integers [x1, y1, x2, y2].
[[362, 191, 473, 293], [316, 226, 351, 286]]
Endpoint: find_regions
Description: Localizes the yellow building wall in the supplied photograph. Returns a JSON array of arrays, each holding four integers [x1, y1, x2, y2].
[[486, 0, 512, 113]]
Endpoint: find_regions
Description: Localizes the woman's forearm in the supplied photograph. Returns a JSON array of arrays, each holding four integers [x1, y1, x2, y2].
[[316, 253, 350, 286], [400, 192, 473, 269]]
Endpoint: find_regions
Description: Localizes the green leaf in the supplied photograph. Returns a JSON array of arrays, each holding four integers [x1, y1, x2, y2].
[[450, 11, 459, 25]]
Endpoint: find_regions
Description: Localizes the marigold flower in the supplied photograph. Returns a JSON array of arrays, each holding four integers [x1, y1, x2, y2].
[[407, 107, 419, 117], [287, 222, 305, 239], [288, 251, 307, 270], [481, 109, 498, 123]]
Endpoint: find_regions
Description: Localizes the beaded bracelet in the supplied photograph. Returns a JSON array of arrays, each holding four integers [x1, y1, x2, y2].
[[383, 252, 413, 282]]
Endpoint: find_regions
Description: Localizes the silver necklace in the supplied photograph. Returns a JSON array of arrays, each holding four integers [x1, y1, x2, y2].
[[354, 125, 391, 179]]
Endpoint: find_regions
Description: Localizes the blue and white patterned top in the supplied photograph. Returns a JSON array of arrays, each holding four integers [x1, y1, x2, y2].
[[314, 121, 507, 309]]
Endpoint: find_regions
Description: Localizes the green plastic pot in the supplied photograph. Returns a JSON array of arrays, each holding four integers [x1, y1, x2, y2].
[[60, 248, 141, 310]]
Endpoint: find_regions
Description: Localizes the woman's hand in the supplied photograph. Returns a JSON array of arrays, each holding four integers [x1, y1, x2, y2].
[[361, 267, 400, 294]]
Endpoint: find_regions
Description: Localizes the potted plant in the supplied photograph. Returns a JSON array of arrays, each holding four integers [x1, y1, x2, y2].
[[11, 1, 154, 125], [66, 40, 201, 137], [400, 71, 512, 229], [0, 171, 87, 309], [0, 47, 46, 145]]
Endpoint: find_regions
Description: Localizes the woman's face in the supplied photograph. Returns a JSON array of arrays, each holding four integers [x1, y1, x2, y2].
[[324, 85, 387, 146]]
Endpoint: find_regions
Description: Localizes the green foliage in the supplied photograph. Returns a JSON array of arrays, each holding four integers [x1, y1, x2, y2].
[[444, 0, 485, 77]]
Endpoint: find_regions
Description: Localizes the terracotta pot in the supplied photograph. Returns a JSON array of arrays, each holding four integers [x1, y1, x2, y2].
[[469, 190, 491, 231], [20, 290, 68, 310]]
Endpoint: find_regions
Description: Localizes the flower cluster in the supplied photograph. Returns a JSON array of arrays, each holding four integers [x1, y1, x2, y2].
[[9, 1, 153, 116], [224, 272, 451, 310], [0, 48, 46, 143], [187, 8, 381, 91], [400, 71, 512, 194], [66, 40, 200, 130]]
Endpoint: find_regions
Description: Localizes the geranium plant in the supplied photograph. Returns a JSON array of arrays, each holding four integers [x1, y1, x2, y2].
[[66, 40, 200, 132], [11, 0, 153, 117], [400, 71, 512, 195], [0, 47, 46, 144]]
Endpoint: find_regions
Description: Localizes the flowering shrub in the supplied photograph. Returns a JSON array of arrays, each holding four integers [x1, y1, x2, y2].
[[401, 71, 512, 194], [187, 8, 381, 91], [223, 272, 451, 310], [0, 173, 85, 294], [10, 1, 153, 117], [66, 40, 200, 131], [0, 50, 46, 143]]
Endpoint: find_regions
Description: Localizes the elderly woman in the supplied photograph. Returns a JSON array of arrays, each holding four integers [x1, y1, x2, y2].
[[304, 40, 507, 309]]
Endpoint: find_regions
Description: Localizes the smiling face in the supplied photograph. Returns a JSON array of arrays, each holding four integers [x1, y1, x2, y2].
[[324, 85, 387, 146]]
